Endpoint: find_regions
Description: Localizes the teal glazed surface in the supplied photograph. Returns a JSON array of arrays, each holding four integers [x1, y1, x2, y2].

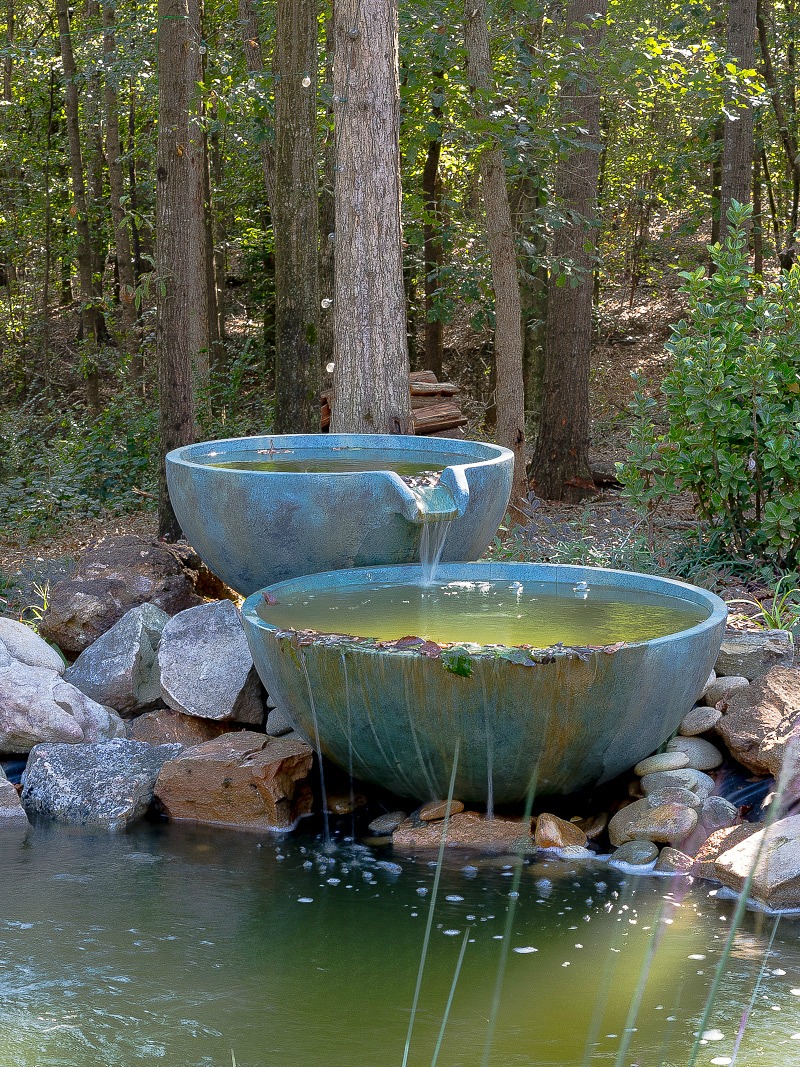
[[241, 563, 728, 805], [165, 434, 514, 595]]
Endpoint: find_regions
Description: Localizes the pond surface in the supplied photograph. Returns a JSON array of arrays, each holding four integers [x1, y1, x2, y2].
[[2, 822, 799, 1067]]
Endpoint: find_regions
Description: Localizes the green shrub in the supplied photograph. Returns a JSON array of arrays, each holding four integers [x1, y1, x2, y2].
[[619, 202, 800, 569]]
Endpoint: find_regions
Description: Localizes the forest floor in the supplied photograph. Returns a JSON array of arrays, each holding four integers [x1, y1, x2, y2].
[[0, 271, 777, 626]]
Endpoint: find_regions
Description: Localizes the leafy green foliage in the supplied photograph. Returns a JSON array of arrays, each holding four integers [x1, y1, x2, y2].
[[0, 390, 158, 538], [620, 202, 800, 568]]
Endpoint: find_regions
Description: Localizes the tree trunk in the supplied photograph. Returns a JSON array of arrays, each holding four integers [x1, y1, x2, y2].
[[55, 0, 103, 409], [529, 0, 606, 502], [273, 0, 320, 432], [318, 7, 336, 371], [329, 0, 412, 434], [156, 0, 209, 539], [102, 0, 139, 377], [464, 0, 527, 515], [720, 0, 757, 223], [422, 67, 444, 378], [238, 0, 275, 203]]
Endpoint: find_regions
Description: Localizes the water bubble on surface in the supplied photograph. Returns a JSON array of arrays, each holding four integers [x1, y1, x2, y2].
[[327, 878, 341, 886], [461, 865, 478, 877], [297, 897, 313, 904], [772, 968, 787, 975], [688, 954, 706, 960], [443, 929, 460, 936], [416, 887, 428, 896], [702, 1030, 725, 1041], [446, 895, 464, 902], [513, 946, 538, 954]]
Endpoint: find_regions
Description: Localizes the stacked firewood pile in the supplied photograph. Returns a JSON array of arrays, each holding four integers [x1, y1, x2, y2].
[[320, 371, 468, 436]]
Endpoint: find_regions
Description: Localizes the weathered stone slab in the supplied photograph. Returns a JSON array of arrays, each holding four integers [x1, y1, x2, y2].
[[0, 618, 64, 674], [393, 811, 532, 854], [655, 847, 694, 875], [0, 660, 125, 754], [125, 707, 240, 747], [39, 535, 202, 656], [64, 603, 169, 715], [690, 824, 758, 880], [158, 600, 265, 724], [713, 815, 800, 910], [22, 739, 182, 830], [715, 667, 800, 779], [154, 731, 314, 831], [715, 631, 794, 681]]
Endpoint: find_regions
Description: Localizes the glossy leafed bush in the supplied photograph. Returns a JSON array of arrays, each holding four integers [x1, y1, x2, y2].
[[620, 203, 800, 568]]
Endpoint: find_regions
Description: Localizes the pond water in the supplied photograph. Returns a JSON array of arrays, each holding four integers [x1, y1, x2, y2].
[[258, 579, 709, 647], [2, 822, 799, 1067]]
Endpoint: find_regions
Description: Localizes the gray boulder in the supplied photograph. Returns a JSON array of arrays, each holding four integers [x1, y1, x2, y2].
[[38, 535, 203, 656], [715, 631, 794, 681], [0, 618, 65, 674], [158, 600, 265, 724], [22, 738, 183, 830], [715, 667, 800, 779], [64, 603, 169, 716], [608, 797, 698, 847], [0, 659, 125, 754], [0, 769, 28, 826]]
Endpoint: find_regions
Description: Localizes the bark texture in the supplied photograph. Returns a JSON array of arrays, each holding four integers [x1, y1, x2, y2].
[[530, 0, 606, 502], [720, 0, 757, 223], [464, 0, 527, 515], [103, 1, 138, 366], [238, 0, 275, 204], [330, 0, 412, 434], [156, 0, 209, 539], [273, 0, 320, 432]]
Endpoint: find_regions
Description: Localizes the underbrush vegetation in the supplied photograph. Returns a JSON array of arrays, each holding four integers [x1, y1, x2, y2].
[[0, 342, 273, 541]]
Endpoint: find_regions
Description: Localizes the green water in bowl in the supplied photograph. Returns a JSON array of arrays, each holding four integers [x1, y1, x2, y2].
[[258, 578, 709, 647], [203, 445, 476, 475]]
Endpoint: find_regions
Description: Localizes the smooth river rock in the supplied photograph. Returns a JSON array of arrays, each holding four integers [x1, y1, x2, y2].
[[715, 667, 800, 779], [0, 618, 64, 674], [158, 600, 265, 724], [634, 751, 690, 776], [640, 767, 716, 800], [667, 735, 724, 771], [654, 847, 695, 875], [714, 631, 794, 681], [679, 705, 722, 736], [713, 814, 800, 910], [608, 798, 698, 847], [368, 811, 407, 835], [393, 811, 532, 854], [22, 738, 182, 830], [534, 813, 588, 850], [64, 603, 169, 715], [609, 839, 659, 868], [0, 659, 125, 754], [154, 731, 314, 831], [38, 535, 203, 656], [699, 796, 739, 833], [704, 675, 749, 707]]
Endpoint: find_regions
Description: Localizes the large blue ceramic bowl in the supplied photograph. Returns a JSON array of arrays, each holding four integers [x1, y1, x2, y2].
[[166, 434, 513, 595], [241, 562, 728, 805]]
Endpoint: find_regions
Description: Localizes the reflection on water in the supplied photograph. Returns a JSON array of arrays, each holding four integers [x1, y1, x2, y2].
[[1, 822, 799, 1067]]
